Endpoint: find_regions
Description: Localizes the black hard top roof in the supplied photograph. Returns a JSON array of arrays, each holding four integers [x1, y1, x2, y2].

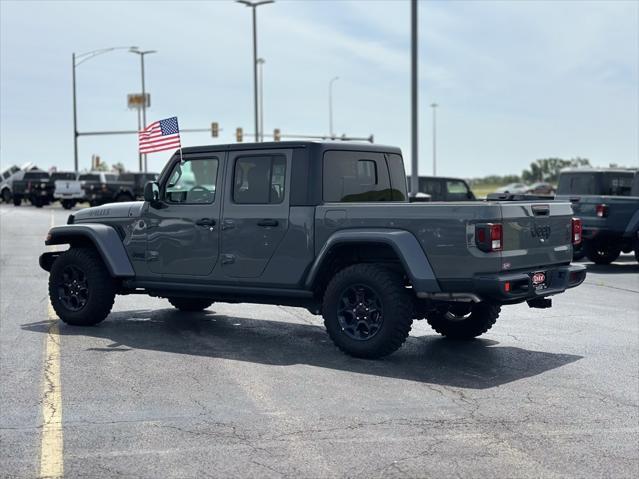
[[561, 167, 637, 174], [181, 141, 402, 155]]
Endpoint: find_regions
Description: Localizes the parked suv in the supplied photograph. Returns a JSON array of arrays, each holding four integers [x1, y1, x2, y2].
[[40, 142, 586, 359], [557, 168, 639, 264]]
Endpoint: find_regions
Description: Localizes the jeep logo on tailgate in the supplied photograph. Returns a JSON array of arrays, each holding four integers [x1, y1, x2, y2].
[[531, 224, 551, 241]]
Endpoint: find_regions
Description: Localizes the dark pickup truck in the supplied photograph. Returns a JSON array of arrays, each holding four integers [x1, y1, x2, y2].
[[556, 168, 639, 264], [83, 172, 159, 206], [40, 142, 586, 359], [12, 170, 52, 207]]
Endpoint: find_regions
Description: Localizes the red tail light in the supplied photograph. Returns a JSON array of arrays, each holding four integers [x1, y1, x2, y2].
[[595, 204, 608, 218], [571, 217, 582, 245], [476, 223, 503, 252]]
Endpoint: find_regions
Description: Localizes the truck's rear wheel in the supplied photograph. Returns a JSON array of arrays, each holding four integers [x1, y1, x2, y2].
[[585, 240, 621, 265], [426, 302, 500, 339], [115, 193, 133, 202], [322, 264, 413, 359], [168, 297, 214, 311], [13, 197, 21, 206], [48, 248, 116, 326], [61, 199, 75, 210]]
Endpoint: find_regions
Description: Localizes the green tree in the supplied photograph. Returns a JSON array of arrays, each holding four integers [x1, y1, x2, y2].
[[112, 162, 126, 174]]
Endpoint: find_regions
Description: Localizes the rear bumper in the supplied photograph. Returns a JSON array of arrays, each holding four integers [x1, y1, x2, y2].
[[473, 264, 586, 304]]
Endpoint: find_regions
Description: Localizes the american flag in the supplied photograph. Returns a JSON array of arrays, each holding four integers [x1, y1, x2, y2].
[[139, 117, 181, 154]]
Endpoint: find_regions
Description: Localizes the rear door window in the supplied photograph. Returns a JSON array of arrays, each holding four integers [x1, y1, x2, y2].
[[323, 151, 393, 202], [233, 155, 286, 204]]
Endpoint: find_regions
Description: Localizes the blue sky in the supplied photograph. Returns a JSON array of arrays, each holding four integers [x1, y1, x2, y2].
[[1, 0, 637, 177]]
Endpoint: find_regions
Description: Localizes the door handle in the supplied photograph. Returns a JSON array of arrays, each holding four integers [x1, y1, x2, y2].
[[195, 218, 216, 227], [257, 219, 279, 227]]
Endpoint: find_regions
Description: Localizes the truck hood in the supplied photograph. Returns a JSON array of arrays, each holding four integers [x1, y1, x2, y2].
[[74, 202, 145, 221]]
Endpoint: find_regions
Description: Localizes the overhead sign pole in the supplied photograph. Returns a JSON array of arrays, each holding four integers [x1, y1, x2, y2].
[[410, 0, 419, 195]]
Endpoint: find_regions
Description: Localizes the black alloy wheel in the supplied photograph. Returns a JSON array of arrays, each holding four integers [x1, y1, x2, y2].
[[337, 284, 384, 341], [57, 264, 89, 311]]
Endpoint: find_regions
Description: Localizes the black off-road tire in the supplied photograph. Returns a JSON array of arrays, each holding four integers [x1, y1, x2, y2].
[[13, 197, 21, 206], [168, 297, 214, 312], [426, 302, 500, 339], [61, 199, 75, 210], [585, 240, 621, 265], [1, 188, 11, 203], [115, 193, 133, 202], [48, 248, 116, 326], [322, 264, 413, 359]]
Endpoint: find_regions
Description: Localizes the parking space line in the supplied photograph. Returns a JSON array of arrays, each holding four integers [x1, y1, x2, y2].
[[40, 211, 63, 478]]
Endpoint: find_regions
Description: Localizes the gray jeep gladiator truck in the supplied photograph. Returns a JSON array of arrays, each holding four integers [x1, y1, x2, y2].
[[40, 142, 586, 358], [556, 168, 639, 264]]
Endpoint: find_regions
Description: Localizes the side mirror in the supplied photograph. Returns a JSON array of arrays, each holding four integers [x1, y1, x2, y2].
[[144, 181, 160, 204], [409, 192, 431, 203]]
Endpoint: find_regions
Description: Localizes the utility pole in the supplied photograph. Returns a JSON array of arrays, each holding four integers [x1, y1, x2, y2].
[[257, 58, 265, 141], [72, 46, 136, 173], [237, 1, 274, 143], [72, 53, 78, 173], [431, 103, 438, 176], [130, 48, 157, 172], [410, 0, 419, 195], [329, 76, 339, 138]]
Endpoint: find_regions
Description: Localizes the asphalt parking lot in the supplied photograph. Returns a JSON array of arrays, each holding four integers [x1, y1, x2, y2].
[[1, 203, 638, 478]]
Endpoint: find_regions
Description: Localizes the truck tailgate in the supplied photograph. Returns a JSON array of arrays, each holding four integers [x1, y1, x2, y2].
[[54, 180, 83, 197], [500, 202, 573, 270]]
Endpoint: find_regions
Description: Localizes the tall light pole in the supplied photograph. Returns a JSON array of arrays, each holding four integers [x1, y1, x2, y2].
[[237, 0, 274, 143], [130, 48, 157, 172], [329, 76, 339, 139], [410, 0, 419, 195], [257, 58, 265, 142], [431, 103, 438, 176], [72, 46, 137, 173]]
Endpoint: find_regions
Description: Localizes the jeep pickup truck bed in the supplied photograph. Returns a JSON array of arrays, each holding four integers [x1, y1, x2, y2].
[[40, 141, 585, 359]]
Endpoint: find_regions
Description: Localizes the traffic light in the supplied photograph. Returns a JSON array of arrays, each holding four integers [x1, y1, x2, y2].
[[273, 128, 281, 142], [211, 122, 219, 137], [236, 127, 243, 143]]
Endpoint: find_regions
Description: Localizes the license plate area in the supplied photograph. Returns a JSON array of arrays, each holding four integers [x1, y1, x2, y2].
[[531, 271, 547, 290]]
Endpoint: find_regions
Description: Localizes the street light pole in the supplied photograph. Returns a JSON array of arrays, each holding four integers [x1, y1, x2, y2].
[[431, 103, 438, 176], [237, 0, 274, 143], [72, 53, 78, 173], [329, 76, 339, 138], [257, 58, 265, 142], [410, 0, 419, 195], [130, 48, 157, 172], [72, 46, 136, 173]]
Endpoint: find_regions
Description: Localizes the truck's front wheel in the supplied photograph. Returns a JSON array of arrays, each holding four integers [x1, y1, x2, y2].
[[426, 302, 500, 339], [49, 248, 116, 326], [322, 264, 413, 359]]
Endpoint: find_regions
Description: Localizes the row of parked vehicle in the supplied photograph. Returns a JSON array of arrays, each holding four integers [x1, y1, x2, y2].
[[0, 163, 158, 209], [410, 169, 639, 265]]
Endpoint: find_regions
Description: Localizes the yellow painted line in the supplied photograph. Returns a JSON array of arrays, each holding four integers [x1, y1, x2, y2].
[[40, 211, 63, 478]]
